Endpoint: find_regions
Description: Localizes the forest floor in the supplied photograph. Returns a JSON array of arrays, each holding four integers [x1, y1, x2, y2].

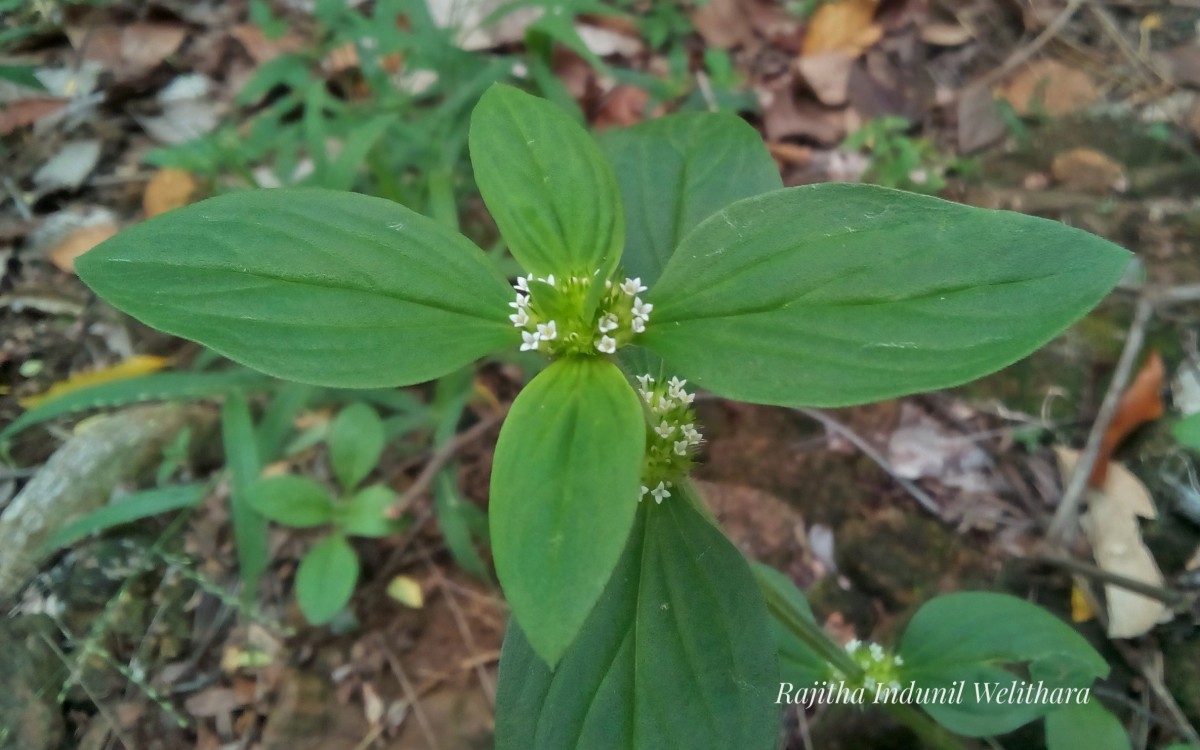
[[2, 1, 1200, 748]]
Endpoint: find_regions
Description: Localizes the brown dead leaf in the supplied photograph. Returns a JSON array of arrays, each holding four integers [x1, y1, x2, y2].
[[143, 168, 200, 217], [66, 22, 187, 79], [796, 51, 857, 106], [1156, 44, 1200, 88], [1056, 447, 1172, 638], [762, 88, 847, 144], [0, 98, 69, 136], [49, 222, 117, 273], [999, 59, 1099, 117], [1051, 148, 1126, 194], [920, 22, 973, 47], [693, 0, 756, 50], [592, 85, 651, 130], [184, 687, 242, 718], [230, 24, 305, 64], [957, 87, 1007, 153], [802, 0, 882, 57], [1091, 352, 1164, 487]]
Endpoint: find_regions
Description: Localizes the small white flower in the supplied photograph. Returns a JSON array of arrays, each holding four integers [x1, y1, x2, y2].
[[650, 481, 671, 504], [621, 277, 647, 296], [653, 394, 673, 413], [632, 297, 653, 319], [673, 440, 688, 456], [845, 639, 861, 653], [537, 320, 558, 341], [894, 655, 904, 666], [631, 317, 646, 333], [869, 643, 885, 662], [540, 273, 556, 287], [598, 313, 619, 333], [655, 420, 674, 439], [864, 676, 877, 690], [509, 309, 529, 327], [640, 485, 649, 500], [636, 374, 654, 390], [520, 331, 541, 351], [681, 424, 702, 444], [642, 389, 655, 403], [678, 390, 695, 405], [667, 377, 687, 398], [509, 293, 529, 309], [605, 279, 613, 289], [514, 275, 531, 292], [596, 335, 617, 354]]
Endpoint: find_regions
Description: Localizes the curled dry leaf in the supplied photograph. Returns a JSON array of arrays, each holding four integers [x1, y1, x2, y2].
[[796, 51, 857, 107], [1056, 447, 1172, 639], [1091, 352, 1164, 487]]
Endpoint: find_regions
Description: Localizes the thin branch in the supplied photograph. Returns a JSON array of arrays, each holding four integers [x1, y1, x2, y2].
[[795, 407, 941, 516], [1045, 296, 1155, 545]]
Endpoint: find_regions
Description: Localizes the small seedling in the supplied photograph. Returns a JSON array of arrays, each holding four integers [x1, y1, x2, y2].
[[247, 403, 403, 623]]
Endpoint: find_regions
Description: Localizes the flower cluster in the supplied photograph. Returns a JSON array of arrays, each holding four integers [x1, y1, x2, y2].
[[636, 374, 702, 504], [508, 273, 652, 357], [839, 639, 904, 692]]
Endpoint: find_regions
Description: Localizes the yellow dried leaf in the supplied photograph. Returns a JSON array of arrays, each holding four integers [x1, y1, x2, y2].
[[386, 575, 424, 609], [143, 168, 199, 217], [802, 0, 882, 57], [1070, 584, 1095, 623], [21, 354, 171, 408], [49, 222, 118, 273]]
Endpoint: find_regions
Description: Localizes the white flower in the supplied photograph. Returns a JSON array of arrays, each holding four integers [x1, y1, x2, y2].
[[632, 297, 653, 319], [674, 440, 688, 456], [678, 390, 695, 405], [537, 320, 558, 341], [894, 655, 904, 666], [650, 481, 671, 504], [520, 331, 541, 351], [539, 273, 556, 287], [509, 293, 529, 309], [681, 424, 702, 445], [654, 420, 674, 439], [598, 313, 619, 333], [509, 309, 529, 327], [845, 639, 861, 653], [596, 335, 617, 354], [636, 374, 654, 390], [869, 643, 885, 662], [642, 389, 655, 403], [631, 317, 646, 333], [640, 485, 649, 500], [621, 277, 647, 296], [668, 377, 687, 398], [514, 275, 531, 292]]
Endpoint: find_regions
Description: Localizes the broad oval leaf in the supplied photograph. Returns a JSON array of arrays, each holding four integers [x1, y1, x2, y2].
[[899, 592, 1109, 737], [328, 402, 385, 492], [296, 534, 359, 624], [495, 498, 780, 750], [1045, 701, 1131, 750], [247, 476, 334, 528], [489, 357, 644, 667], [338, 484, 401, 538], [76, 189, 516, 388], [600, 112, 782, 286], [643, 184, 1131, 407], [469, 84, 624, 277]]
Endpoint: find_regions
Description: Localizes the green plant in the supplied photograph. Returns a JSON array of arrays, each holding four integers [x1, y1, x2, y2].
[[246, 402, 404, 623], [844, 115, 974, 194], [76, 84, 1133, 747]]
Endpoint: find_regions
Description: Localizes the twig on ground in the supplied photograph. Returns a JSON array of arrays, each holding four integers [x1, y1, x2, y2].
[[794, 407, 941, 516], [380, 634, 442, 750], [395, 409, 506, 508], [417, 544, 497, 707], [1045, 296, 1154, 546], [1030, 554, 1192, 608]]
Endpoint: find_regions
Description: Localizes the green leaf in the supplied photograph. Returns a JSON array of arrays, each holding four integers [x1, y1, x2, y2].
[[247, 476, 334, 528], [434, 469, 489, 580], [295, 534, 359, 624], [469, 84, 624, 277], [1045, 701, 1130, 750], [1172, 413, 1200, 451], [489, 357, 644, 667], [600, 113, 782, 286], [328, 402, 385, 492], [43, 484, 207, 552], [75, 189, 516, 388], [338, 484, 401, 537], [223, 391, 269, 601], [643, 184, 1131, 407], [899, 592, 1109, 736], [495, 499, 780, 750], [754, 563, 827, 687], [1, 370, 269, 443]]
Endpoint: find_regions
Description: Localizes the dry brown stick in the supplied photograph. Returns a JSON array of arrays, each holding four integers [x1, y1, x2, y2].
[[395, 409, 506, 508], [1045, 296, 1155, 545], [948, 0, 1088, 104], [418, 544, 497, 707], [1031, 554, 1192, 607], [380, 634, 442, 750], [795, 407, 941, 516]]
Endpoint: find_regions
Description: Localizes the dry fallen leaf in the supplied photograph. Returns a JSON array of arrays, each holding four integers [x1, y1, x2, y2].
[[1000, 59, 1099, 117], [1091, 352, 1164, 487], [693, 0, 756, 50], [1057, 447, 1173, 638], [795, 51, 857, 107], [1070, 583, 1095, 623], [37, 209, 119, 273], [1050, 147, 1127, 194], [920, 22, 974, 47], [33, 139, 102, 194], [0, 97, 69, 136], [802, 0, 882, 57], [65, 21, 187, 80], [230, 23, 305, 64], [386, 575, 424, 608], [143, 168, 200, 217], [21, 355, 170, 408]]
